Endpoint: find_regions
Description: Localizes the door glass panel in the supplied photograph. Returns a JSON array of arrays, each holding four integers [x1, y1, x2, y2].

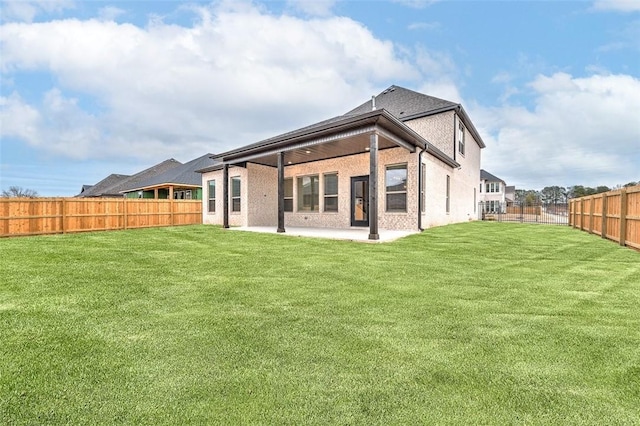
[[354, 181, 367, 222]]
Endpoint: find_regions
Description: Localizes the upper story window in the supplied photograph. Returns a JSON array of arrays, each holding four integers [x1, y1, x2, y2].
[[458, 121, 465, 156], [486, 182, 500, 193]]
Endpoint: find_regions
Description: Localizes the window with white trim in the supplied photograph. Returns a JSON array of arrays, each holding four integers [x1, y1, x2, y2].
[[458, 121, 465, 156], [486, 182, 500, 193], [446, 175, 450, 214], [421, 167, 426, 213]]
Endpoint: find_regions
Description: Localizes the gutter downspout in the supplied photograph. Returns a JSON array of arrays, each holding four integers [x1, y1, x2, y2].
[[417, 145, 427, 231]]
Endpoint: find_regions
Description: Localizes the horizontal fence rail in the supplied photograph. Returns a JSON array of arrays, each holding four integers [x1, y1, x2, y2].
[[568, 185, 640, 250], [1, 198, 202, 237], [479, 202, 569, 225]]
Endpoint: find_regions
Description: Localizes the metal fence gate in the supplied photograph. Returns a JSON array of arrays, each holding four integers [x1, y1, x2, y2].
[[479, 202, 569, 225]]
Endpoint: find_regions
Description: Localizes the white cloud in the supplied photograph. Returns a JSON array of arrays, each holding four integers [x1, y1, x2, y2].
[[98, 6, 125, 22], [475, 72, 640, 189], [413, 47, 464, 103], [0, 92, 41, 143], [592, 0, 640, 12], [393, 0, 440, 9], [286, 0, 336, 17], [0, 0, 74, 23], [0, 2, 419, 162], [407, 21, 440, 31]]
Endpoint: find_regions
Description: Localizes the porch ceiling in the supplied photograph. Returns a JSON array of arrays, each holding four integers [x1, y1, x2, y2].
[[237, 130, 399, 168], [211, 109, 458, 170]]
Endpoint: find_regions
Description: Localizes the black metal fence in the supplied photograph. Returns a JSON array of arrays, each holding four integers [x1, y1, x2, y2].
[[479, 201, 569, 225]]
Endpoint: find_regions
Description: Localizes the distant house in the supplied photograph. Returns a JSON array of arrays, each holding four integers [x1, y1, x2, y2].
[[505, 185, 515, 203], [77, 173, 136, 198], [479, 169, 506, 213], [77, 159, 182, 198], [199, 85, 485, 239], [120, 154, 218, 200]]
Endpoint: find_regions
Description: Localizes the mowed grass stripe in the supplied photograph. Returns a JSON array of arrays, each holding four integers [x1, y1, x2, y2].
[[1, 222, 639, 425]]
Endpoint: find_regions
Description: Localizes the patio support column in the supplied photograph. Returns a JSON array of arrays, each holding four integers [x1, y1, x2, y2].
[[369, 132, 379, 240], [223, 164, 229, 229], [277, 152, 286, 233]]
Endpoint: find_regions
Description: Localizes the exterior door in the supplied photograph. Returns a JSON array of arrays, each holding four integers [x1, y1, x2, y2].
[[351, 176, 369, 227]]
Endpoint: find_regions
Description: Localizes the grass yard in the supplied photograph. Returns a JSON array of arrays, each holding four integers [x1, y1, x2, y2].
[[1, 222, 639, 425]]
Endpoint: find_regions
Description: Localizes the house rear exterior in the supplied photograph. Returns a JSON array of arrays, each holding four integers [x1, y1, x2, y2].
[[199, 86, 485, 239]]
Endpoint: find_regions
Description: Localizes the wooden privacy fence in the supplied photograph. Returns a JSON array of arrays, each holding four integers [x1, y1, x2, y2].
[[1, 198, 202, 237], [569, 185, 640, 250]]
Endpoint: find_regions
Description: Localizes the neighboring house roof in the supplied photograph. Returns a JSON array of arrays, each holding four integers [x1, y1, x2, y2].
[[77, 174, 131, 197], [481, 169, 506, 184], [121, 153, 218, 192], [78, 159, 183, 197]]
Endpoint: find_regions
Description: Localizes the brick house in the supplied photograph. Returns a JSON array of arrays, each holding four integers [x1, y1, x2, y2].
[[199, 85, 485, 240]]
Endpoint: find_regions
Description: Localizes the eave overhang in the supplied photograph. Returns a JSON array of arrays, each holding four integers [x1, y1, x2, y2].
[[205, 109, 458, 169], [120, 183, 201, 193]]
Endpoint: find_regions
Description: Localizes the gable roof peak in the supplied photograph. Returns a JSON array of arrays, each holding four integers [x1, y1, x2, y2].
[[345, 85, 459, 120]]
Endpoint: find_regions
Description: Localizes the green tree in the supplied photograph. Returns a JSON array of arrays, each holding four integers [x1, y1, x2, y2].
[[540, 186, 567, 204]]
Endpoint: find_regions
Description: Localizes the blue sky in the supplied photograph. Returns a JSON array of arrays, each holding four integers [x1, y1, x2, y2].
[[1, 0, 639, 196]]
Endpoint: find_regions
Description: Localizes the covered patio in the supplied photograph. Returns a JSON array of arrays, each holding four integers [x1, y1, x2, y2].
[[210, 109, 457, 239], [230, 226, 419, 243]]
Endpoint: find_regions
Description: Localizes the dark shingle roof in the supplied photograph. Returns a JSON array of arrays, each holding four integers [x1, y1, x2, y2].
[[78, 159, 183, 197], [481, 169, 505, 183], [77, 174, 131, 197], [344, 85, 458, 120], [212, 84, 484, 164], [121, 154, 218, 191]]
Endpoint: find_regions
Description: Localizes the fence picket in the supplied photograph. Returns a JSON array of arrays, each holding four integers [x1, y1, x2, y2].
[[0, 198, 202, 237]]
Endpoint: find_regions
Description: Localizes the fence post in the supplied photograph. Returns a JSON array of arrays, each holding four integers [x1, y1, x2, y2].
[[170, 198, 175, 226], [619, 189, 627, 247], [123, 198, 128, 230], [61, 198, 66, 234], [588, 196, 594, 234], [601, 194, 607, 239]]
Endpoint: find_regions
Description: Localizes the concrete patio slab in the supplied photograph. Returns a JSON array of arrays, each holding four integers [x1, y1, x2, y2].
[[230, 226, 419, 243]]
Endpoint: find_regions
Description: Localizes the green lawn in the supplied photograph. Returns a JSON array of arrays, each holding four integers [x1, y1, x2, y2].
[[1, 222, 639, 425]]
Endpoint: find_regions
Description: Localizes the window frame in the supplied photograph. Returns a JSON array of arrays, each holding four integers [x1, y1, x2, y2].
[[297, 174, 319, 212], [231, 176, 241, 212], [446, 175, 451, 214], [208, 180, 216, 213], [284, 177, 293, 212], [385, 163, 408, 213], [458, 121, 466, 156], [323, 172, 338, 212], [420, 166, 426, 213]]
